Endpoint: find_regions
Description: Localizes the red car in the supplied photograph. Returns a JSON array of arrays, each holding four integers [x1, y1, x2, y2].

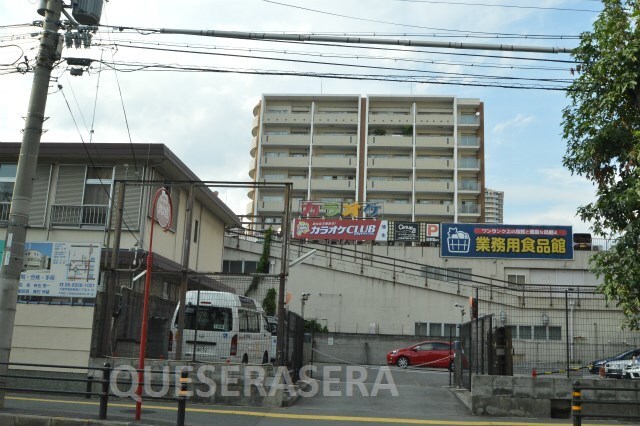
[[386, 340, 456, 370]]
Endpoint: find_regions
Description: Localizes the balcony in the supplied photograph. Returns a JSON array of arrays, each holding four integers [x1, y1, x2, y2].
[[415, 135, 452, 149], [368, 112, 412, 125], [367, 180, 412, 192], [415, 157, 453, 170], [263, 112, 311, 124], [458, 114, 480, 127], [313, 135, 358, 147], [310, 178, 355, 191], [257, 199, 285, 213], [458, 158, 481, 170], [458, 181, 480, 193], [381, 202, 412, 216], [367, 157, 413, 170], [416, 113, 453, 126], [262, 134, 310, 147], [459, 203, 481, 215], [50, 204, 109, 227], [414, 180, 453, 193], [458, 135, 480, 148], [312, 156, 356, 168], [314, 112, 358, 125], [367, 135, 412, 148], [415, 203, 453, 216], [261, 156, 309, 168]]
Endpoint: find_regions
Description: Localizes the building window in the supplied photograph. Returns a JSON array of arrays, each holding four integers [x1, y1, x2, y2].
[[0, 164, 17, 221], [507, 274, 526, 290], [429, 323, 442, 336], [548, 326, 562, 341], [193, 219, 199, 243], [519, 326, 532, 340], [446, 268, 472, 283], [80, 167, 113, 226]]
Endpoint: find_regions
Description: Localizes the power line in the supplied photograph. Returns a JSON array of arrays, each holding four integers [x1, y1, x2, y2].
[[394, 0, 601, 13], [262, 0, 585, 38], [94, 60, 570, 91], [101, 43, 573, 84], [94, 38, 571, 72]]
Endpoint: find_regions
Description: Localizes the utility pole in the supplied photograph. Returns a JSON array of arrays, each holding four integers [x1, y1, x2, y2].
[[0, 0, 63, 409]]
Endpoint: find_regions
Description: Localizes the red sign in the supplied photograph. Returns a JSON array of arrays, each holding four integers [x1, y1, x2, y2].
[[293, 218, 383, 241], [155, 190, 172, 229]]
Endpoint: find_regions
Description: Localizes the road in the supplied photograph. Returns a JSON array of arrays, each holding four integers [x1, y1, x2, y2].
[[1, 363, 625, 425]]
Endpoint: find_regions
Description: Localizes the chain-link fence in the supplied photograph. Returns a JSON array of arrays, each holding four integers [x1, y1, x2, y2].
[[98, 272, 284, 365]]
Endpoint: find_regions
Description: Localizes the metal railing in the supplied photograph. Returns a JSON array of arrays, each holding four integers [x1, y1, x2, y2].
[[572, 380, 640, 425], [0, 361, 189, 426], [50, 204, 109, 227]]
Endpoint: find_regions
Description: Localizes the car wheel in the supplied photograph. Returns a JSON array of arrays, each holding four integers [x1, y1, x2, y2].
[[396, 356, 409, 369]]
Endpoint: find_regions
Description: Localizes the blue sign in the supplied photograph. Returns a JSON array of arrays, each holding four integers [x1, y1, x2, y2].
[[440, 223, 574, 260]]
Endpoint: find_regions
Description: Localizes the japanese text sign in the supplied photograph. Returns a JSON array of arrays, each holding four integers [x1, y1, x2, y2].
[[293, 218, 387, 241]]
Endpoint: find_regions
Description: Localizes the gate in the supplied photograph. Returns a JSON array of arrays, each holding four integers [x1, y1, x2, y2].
[[460, 315, 494, 390], [284, 311, 305, 381]]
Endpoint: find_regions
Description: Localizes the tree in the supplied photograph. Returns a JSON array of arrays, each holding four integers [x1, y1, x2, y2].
[[262, 288, 277, 317], [562, 0, 640, 328], [245, 227, 273, 296]]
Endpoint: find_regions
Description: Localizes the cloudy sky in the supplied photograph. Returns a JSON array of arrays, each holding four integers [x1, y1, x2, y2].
[[0, 0, 602, 232]]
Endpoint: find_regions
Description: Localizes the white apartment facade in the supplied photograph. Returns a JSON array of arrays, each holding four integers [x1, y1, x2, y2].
[[485, 188, 504, 223], [248, 94, 484, 228]]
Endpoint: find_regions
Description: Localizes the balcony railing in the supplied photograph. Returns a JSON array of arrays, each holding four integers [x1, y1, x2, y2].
[[0, 202, 9, 222], [50, 204, 110, 227], [459, 204, 480, 214]]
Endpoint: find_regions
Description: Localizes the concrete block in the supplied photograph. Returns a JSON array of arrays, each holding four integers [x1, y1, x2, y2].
[[514, 397, 550, 418], [0, 414, 17, 426], [15, 415, 51, 426], [472, 375, 493, 387], [472, 384, 493, 397], [512, 376, 534, 398]]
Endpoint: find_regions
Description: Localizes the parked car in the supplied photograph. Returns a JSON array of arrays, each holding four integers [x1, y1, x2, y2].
[[588, 348, 640, 375], [386, 340, 456, 370], [605, 359, 634, 378], [624, 364, 640, 379]]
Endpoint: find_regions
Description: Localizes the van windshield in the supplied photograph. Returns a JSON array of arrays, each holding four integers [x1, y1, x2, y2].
[[183, 306, 233, 332]]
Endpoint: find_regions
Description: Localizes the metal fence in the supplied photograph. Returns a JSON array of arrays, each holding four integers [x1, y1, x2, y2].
[[98, 273, 285, 365]]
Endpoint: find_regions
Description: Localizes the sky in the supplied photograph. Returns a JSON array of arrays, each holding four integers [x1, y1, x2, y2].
[[0, 0, 603, 232]]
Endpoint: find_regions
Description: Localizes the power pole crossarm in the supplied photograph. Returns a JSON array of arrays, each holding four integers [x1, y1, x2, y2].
[[0, 0, 63, 409], [121, 27, 575, 54]]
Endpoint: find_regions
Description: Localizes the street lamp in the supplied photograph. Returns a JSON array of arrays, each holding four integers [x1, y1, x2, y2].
[[301, 292, 310, 319], [454, 303, 466, 324]]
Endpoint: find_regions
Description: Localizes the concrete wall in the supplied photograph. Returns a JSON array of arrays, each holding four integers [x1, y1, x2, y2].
[[472, 375, 640, 419], [10, 304, 94, 370]]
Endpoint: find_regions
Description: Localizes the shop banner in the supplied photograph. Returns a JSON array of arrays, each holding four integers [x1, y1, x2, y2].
[[293, 218, 386, 241], [440, 223, 573, 260], [394, 222, 420, 242]]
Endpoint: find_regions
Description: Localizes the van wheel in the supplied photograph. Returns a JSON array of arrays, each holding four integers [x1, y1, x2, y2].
[[242, 354, 248, 364], [262, 351, 269, 364]]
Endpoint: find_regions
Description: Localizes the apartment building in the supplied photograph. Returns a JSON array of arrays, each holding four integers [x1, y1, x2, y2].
[[248, 95, 484, 228], [485, 188, 504, 224]]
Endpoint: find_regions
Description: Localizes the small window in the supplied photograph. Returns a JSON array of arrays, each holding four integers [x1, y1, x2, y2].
[[429, 323, 442, 336], [444, 323, 458, 338], [519, 326, 532, 340], [534, 326, 547, 340], [548, 326, 562, 341], [507, 274, 526, 290], [193, 219, 199, 243]]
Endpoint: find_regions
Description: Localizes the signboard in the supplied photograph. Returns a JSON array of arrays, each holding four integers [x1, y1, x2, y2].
[[155, 189, 172, 229], [394, 222, 419, 242], [440, 223, 573, 260], [0, 241, 101, 297], [299, 200, 383, 218], [292, 218, 386, 241]]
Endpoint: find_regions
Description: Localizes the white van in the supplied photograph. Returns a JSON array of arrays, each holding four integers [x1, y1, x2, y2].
[[169, 291, 272, 364]]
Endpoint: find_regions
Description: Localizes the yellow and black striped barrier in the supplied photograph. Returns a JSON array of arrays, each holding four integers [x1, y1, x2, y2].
[[571, 383, 582, 426], [177, 370, 189, 426]]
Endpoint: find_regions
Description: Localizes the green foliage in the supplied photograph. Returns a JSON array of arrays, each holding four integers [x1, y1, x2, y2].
[[245, 227, 274, 296], [401, 125, 413, 136], [305, 319, 328, 333], [262, 288, 277, 317], [371, 128, 387, 136], [562, 0, 640, 328]]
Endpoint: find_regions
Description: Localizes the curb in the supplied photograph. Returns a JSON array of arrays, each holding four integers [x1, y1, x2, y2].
[[0, 412, 133, 426]]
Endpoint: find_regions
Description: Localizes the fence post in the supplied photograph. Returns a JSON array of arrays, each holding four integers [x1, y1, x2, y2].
[[572, 380, 581, 426], [99, 363, 111, 420], [176, 369, 189, 426], [85, 373, 93, 399]]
